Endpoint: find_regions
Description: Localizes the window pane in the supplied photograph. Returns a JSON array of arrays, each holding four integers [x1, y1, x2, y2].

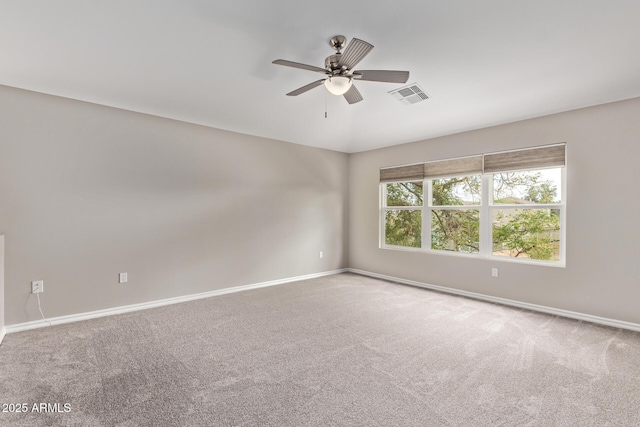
[[431, 209, 479, 253], [386, 182, 423, 207], [492, 208, 561, 261], [432, 175, 481, 206], [385, 210, 421, 248], [493, 168, 562, 204]]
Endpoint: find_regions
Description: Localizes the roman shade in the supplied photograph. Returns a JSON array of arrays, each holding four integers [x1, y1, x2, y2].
[[380, 144, 565, 182], [424, 155, 482, 178], [483, 144, 565, 173], [380, 164, 424, 182]]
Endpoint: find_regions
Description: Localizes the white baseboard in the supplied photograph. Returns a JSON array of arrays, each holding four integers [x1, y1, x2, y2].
[[7, 268, 639, 335], [5, 269, 348, 334], [348, 268, 640, 333], [0, 327, 5, 346]]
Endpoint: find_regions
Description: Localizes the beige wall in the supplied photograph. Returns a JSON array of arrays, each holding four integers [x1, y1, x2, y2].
[[0, 86, 349, 325], [349, 97, 640, 324]]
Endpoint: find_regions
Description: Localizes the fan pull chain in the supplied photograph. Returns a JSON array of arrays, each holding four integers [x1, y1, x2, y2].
[[324, 90, 328, 118]]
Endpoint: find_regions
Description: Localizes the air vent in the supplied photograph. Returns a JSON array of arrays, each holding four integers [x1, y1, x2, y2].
[[389, 83, 430, 105]]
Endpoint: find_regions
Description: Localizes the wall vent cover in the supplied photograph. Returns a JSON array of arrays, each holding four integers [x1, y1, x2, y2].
[[389, 83, 429, 105]]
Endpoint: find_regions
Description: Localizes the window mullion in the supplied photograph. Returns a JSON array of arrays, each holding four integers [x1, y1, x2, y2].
[[480, 174, 491, 256], [560, 167, 567, 263], [380, 184, 386, 247], [423, 179, 431, 250]]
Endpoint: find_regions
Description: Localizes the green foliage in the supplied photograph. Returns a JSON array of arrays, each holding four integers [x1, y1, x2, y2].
[[430, 176, 481, 252], [492, 209, 560, 260], [431, 209, 479, 252], [385, 210, 421, 248], [492, 171, 561, 260], [433, 176, 481, 206], [384, 172, 561, 260], [526, 182, 557, 204], [386, 182, 423, 206], [385, 182, 423, 248], [493, 172, 559, 204]]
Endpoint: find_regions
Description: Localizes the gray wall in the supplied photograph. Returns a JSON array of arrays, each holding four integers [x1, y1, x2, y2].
[[0, 86, 349, 325], [349, 97, 640, 324], [3, 83, 639, 328]]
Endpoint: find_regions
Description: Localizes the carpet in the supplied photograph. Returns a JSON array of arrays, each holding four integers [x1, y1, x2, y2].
[[1, 273, 639, 426]]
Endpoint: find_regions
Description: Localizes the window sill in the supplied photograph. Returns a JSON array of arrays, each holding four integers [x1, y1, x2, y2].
[[380, 245, 565, 268]]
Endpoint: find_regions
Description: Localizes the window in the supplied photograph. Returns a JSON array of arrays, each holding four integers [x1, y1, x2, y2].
[[491, 168, 563, 261], [430, 174, 481, 253], [383, 182, 423, 248], [380, 144, 566, 265]]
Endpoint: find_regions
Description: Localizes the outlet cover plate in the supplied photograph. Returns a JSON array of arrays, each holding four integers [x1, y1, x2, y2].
[[31, 280, 44, 293]]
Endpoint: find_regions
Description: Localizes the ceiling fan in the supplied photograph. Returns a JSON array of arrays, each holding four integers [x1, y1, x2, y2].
[[272, 35, 410, 104]]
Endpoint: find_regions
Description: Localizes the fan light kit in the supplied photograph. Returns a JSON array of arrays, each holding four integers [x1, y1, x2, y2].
[[272, 35, 410, 104], [324, 76, 352, 95]]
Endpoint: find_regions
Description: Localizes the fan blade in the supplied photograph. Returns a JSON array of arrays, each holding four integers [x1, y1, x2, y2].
[[272, 59, 328, 74], [352, 70, 410, 83], [338, 38, 374, 70], [343, 84, 363, 104], [286, 79, 325, 96]]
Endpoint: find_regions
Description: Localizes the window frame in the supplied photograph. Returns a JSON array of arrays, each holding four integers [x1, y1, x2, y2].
[[426, 173, 483, 255], [380, 181, 424, 251], [379, 149, 566, 267], [486, 167, 566, 265]]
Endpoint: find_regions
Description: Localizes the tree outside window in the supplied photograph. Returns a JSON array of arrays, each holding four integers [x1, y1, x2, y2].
[[382, 166, 563, 264]]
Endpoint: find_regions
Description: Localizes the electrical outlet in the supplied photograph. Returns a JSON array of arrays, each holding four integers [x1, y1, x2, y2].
[[319, 251, 323, 259], [119, 272, 128, 283], [491, 268, 499, 277], [31, 280, 44, 294]]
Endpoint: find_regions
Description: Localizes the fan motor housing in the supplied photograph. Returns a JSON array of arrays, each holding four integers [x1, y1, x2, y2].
[[325, 54, 343, 73]]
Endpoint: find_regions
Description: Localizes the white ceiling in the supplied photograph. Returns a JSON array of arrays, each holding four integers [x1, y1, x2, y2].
[[2, 1, 640, 153]]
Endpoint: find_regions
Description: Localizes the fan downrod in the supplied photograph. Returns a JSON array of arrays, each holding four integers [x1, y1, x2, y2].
[[326, 35, 348, 73]]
